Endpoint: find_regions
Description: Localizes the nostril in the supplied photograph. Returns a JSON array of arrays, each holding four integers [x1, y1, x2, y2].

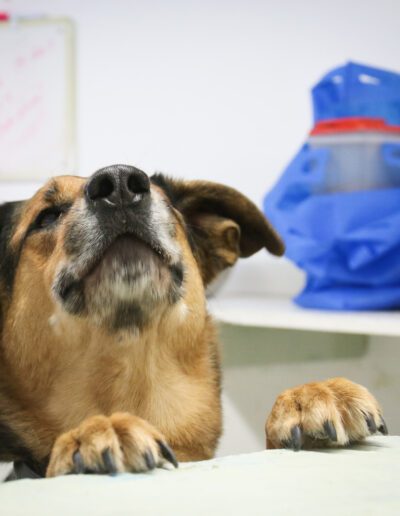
[[86, 165, 149, 207], [87, 175, 115, 201], [127, 172, 150, 195]]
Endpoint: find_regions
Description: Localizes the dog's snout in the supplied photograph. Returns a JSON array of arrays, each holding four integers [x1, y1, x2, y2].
[[86, 165, 150, 208]]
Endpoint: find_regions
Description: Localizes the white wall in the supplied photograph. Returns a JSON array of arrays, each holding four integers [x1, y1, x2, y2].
[[1, 0, 400, 202]]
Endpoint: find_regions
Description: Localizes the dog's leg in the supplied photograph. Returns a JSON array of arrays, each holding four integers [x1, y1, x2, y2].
[[0, 391, 56, 468], [265, 377, 388, 450], [46, 413, 178, 477]]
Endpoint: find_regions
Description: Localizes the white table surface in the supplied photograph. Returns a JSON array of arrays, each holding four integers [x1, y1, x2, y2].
[[1, 436, 399, 516], [208, 294, 400, 337]]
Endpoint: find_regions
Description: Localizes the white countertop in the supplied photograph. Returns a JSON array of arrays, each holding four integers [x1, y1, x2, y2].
[[208, 294, 400, 337], [1, 436, 400, 516]]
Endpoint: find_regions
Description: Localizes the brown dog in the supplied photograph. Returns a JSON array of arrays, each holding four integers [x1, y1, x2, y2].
[[0, 165, 387, 479]]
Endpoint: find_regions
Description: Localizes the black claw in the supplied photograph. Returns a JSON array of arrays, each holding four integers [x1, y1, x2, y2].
[[378, 417, 389, 436], [72, 450, 85, 474], [83, 467, 100, 474], [323, 420, 337, 442], [102, 448, 117, 474], [144, 450, 156, 470], [157, 440, 178, 468], [366, 414, 377, 434], [290, 425, 302, 451]]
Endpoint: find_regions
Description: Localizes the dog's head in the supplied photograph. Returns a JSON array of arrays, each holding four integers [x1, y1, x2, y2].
[[0, 165, 284, 334]]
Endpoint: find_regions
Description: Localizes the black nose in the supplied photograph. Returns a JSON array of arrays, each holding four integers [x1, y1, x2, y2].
[[86, 165, 150, 208]]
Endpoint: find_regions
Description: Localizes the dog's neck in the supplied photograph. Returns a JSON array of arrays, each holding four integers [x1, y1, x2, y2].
[[2, 290, 209, 419]]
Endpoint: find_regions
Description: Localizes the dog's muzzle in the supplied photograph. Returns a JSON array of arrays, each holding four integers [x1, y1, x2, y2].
[[54, 164, 183, 324]]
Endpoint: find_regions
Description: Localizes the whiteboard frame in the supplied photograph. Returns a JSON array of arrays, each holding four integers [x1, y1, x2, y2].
[[0, 17, 76, 181]]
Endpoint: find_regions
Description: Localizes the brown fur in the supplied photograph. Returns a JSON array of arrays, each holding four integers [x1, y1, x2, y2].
[[266, 377, 386, 450], [0, 170, 386, 478]]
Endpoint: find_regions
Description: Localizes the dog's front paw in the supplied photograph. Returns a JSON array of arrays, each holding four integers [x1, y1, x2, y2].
[[46, 413, 178, 477], [265, 377, 388, 450]]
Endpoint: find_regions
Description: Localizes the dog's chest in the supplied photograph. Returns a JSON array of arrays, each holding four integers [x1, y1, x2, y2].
[[99, 351, 213, 436], [48, 338, 215, 439]]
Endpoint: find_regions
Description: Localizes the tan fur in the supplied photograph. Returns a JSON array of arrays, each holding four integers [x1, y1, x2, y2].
[[47, 413, 169, 476], [266, 377, 384, 449], [1, 175, 226, 474], [0, 172, 386, 478], [4, 255, 220, 460]]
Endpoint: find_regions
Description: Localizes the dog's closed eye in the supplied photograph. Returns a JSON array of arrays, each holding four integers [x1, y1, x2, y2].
[[32, 205, 71, 232]]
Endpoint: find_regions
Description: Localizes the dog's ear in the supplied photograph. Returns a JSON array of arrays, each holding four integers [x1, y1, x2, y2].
[[0, 202, 23, 303], [151, 174, 284, 285], [0, 202, 14, 333]]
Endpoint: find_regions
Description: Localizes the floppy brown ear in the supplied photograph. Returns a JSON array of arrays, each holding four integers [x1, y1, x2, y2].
[[151, 175, 285, 285]]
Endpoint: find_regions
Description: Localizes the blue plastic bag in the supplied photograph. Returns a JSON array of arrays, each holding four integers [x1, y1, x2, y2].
[[312, 61, 400, 125], [264, 146, 400, 309], [263, 62, 400, 310]]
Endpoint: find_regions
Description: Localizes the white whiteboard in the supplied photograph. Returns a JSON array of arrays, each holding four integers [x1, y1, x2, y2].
[[0, 18, 75, 181]]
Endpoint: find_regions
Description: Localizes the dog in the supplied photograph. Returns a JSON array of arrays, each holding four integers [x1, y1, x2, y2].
[[0, 164, 388, 479]]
